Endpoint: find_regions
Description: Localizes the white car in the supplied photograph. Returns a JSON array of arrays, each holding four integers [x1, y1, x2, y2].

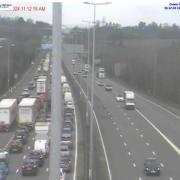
[[116, 95, 124, 102]]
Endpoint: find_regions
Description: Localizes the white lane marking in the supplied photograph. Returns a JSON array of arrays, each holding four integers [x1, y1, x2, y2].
[[3, 135, 15, 150], [16, 169, 19, 174], [127, 117, 131, 120], [116, 127, 119, 131], [169, 177, 173, 180], [120, 134, 123, 138], [136, 109, 180, 155], [130, 122, 134, 126], [145, 142, 150, 146], [92, 110, 112, 180], [133, 163, 136, 167], [138, 94, 180, 120], [136, 128, 139, 131], [128, 152, 131, 156], [46, 168, 49, 172], [110, 117, 113, 120], [73, 76, 112, 180], [160, 163, 164, 168], [73, 96, 78, 180], [139, 177, 142, 180], [124, 142, 127, 146], [28, 146, 31, 150], [152, 151, 156, 156], [32, 137, 35, 141], [113, 122, 116, 125], [23, 155, 26, 159], [140, 134, 144, 138]]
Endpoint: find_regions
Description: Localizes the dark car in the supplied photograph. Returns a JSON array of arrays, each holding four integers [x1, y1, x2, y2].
[[62, 127, 72, 134], [60, 160, 71, 173], [17, 126, 29, 136], [14, 131, 28, 145], [21, 159, 38, 176], [105, 84, 113, 91], [17, 95, 24, 104], [28, 151, 45, 167], [28, 81, 35, 90], [63, 123, 73, 130], [0, 170, 7, 180], [97, 81, 105, 86], [9, 140, 23, 153], [144, 158, 160, 176], [0, 163, 8, 175], [61, 133, 72, 141]]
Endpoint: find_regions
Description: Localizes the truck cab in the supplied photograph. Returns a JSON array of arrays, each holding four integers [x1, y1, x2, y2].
[[123, 91, 135, 110]]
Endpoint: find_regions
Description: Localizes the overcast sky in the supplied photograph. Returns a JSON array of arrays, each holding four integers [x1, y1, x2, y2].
[[0, 0, 180, 27]]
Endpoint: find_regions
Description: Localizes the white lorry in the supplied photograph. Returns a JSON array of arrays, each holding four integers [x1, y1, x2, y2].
[[0, 99, 17, 132], [34, 122, 50, 143], [18, 98, 38, 130], [62, 83, 71, 94], [61, 75, 67, 85], [97, 67, 106, 79], [36, 76, 47, 94], [64, 92, 72, 105], [123, 91, 135, 110]]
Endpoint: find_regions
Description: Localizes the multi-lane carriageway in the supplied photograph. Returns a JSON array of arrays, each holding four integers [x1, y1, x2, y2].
[[0, 52, 78, 180], [64, 52, 180, 180]]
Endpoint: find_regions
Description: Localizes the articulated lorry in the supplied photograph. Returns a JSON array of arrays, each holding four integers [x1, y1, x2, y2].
[[0, 99, 17, 132], [18, 98, 38, 130]]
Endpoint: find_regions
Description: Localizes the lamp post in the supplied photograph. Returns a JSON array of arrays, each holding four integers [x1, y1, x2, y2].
[[82, 20, 91, 125], [83, 2, 111, 180], [7, 39, 15, 90]]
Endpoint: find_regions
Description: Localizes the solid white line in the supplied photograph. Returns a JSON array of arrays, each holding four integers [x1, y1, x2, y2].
[[169, 177, 173, 180], [73, 92, 78, 180], [152, 151, 156, 156], [136, 109, 180, 155], [130, 122, 134, 126], [120, 134, 123, 138], [3, 135, 14, 150], [93, 110, 112, 180], [140, 134, 144, 138], [72, 75, 112, 180], [133, 163, 136, 167], [124, 142, 127, 146], [139, 177, 142, 180], [136, 128, 139, 131], [128, 152, 131, 156], [138, 95, 180, 120], [145, 142, 150, 146], [127, 117, 131, 120], [160, 163, 164, 168]]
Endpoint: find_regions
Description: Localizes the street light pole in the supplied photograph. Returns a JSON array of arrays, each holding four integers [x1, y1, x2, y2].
[[82, 20, 91, 124], [7, 40, 15, 90], [83, 2, 111, 180], [7, 39, 10, 90]]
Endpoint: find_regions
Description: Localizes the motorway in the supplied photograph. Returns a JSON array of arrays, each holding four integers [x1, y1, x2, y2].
[[0, 51, 77, 180], [64, 51, 180, 180]]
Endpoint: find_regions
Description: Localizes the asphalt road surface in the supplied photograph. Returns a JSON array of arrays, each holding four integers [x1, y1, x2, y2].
[[64, 51, 180, 180]]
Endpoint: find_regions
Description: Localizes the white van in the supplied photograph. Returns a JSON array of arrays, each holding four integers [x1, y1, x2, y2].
[[34, 139, 49, 157]]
